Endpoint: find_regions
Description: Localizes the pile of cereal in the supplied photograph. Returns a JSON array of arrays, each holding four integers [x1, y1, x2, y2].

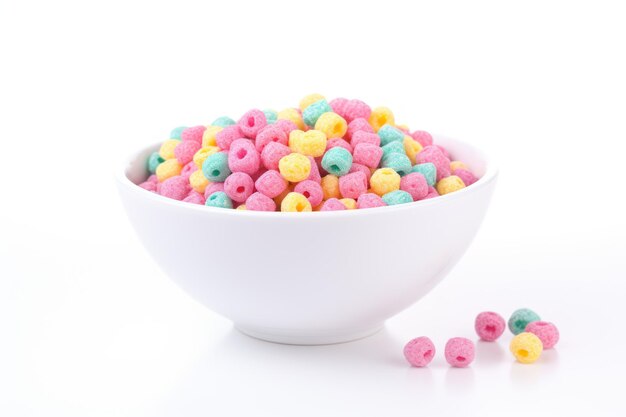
[[138, 94, 479, 211]]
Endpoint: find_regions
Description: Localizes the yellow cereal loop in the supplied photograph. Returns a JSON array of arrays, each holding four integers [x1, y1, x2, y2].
[[202, 125, 223, 147], [281, 192, 313, 212], [369, 107, 395, 132], [321, 174, 341, 200], [299, 93, 326, 111], [189, 169, 210, 193], [193, 146, 221, 169], [340, 198, 357, 210], [403, 136, 423, 164], [273, 186, 293, 207], [314, 112, 347, 138], [510, 332, 543, 364], [159, 139, 180, 160], [278, 153, 311, 182], [450, 161, 468, 172], [370, 168, 401, 196], [436, 175, 466, 195], [156, 159, 183, 182], [277, 108, 306, 130], [236, 204, 247, 210], [289, 129, 327, 157], [397, 124, 410, 132]]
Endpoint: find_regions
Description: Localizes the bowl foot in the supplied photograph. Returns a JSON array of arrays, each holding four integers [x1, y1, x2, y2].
[[235, 323, 384, 345]]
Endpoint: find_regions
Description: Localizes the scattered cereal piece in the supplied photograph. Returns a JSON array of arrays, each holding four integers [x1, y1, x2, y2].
[[525, 321, 559, 349], [475, 311, 506, 341], [445, 337, 475, 367], [404, 337, 436, 367], [508, 308, 541, 335], [510, 332, 543, 364]]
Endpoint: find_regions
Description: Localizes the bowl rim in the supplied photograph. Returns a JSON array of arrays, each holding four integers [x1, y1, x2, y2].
[[116, 134, 498, 218]]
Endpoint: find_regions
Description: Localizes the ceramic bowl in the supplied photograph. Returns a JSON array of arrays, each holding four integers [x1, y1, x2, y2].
[[116, 135, 497, 344]]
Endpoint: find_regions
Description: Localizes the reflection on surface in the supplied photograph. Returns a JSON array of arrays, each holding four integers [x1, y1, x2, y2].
[[510, 348, 560, 385], [444, 366, 476, 395], [215, 325, 403, 369]]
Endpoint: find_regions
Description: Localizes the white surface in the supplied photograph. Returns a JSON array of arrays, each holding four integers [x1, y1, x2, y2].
[[117, 136, 496, 344], [1, 1, 625, 416]]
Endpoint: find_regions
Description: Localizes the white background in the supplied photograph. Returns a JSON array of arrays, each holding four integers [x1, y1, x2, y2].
[[1, 1, 625, 416]]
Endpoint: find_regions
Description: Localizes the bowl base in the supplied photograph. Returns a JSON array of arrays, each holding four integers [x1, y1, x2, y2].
[[235, 323, 384, 345]]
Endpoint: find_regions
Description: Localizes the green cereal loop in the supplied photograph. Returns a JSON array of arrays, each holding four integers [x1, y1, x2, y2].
[[382, 190, 413, 205], [381, 141, 406, 160], [378, 124, 405, 146], [202, 152, 231, 182], [411, 163, 437, 187], [205, 191, 233, 209], [169, 126, 186, 140], [302, 99, 332, 127], [211, 116, 236, 127], [321, 147, 353, 177], [508, 308, 541, 335], [147, 152, 165, 174], [382, 153, 412, 177], [263, 109, 278, 124]]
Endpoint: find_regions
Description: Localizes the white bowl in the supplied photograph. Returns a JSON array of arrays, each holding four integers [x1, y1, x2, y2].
[[116, 135, 497, 345]]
